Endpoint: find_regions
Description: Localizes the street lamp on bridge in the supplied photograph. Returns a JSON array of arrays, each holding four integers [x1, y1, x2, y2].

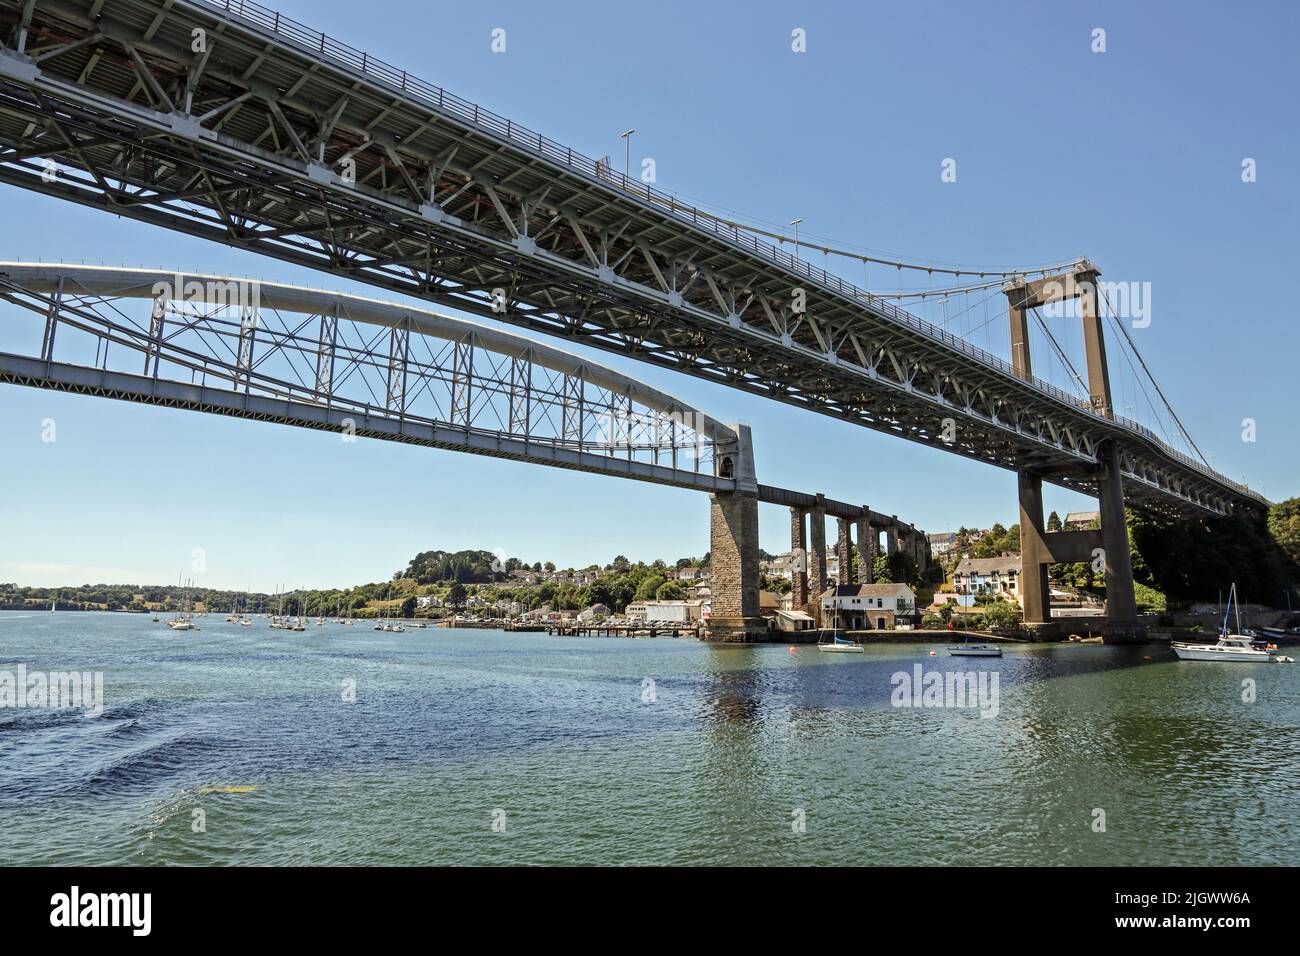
[[790, 218, 803, 261], [619, 128, 636, 187]]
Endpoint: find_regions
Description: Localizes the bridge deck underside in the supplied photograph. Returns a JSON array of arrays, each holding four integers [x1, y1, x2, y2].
[[0, 0, 1264, 519], [0, 352, 737, 490]]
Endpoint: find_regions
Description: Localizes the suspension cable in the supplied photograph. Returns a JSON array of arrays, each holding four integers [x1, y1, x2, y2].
[[1031, 306, 1087, 398], [1097, 284, 1209, 465]]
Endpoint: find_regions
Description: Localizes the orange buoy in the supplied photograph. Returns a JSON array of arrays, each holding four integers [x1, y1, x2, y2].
[[788, 646, 798, 653]]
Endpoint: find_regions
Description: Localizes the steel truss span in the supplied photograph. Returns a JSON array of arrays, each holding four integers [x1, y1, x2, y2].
[[0, 263, 737, 491], [0, 0, 1264, 518]]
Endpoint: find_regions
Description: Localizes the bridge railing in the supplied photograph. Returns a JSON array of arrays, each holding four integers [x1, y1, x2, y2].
[[194, 0, 1263, 505]]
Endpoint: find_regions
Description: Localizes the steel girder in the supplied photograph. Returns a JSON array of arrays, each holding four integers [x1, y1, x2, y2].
[[0, 263, 733, 490], [0, 0, 1265, 519]]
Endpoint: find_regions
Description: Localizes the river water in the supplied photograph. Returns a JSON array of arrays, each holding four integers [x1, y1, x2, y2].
[[1, 611, 1296, 865]]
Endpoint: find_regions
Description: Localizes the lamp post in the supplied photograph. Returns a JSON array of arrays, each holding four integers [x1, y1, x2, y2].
[[790, 218, 802, 261], [619, 128, 636, 187]]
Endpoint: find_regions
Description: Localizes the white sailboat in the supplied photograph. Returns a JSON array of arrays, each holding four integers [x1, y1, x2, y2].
[[817, 604, 863, 653], [166, 575, 198, 631], [947, 636, 1003, 657]]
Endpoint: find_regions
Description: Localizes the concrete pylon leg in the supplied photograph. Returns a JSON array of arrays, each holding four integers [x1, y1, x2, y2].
[[1017, 470, 1058, 640], [1098, 441, 1141, 642], [790, 507, 808, 608], [836, 517, 853, 587]]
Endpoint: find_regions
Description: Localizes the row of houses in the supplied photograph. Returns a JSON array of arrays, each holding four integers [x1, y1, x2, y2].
[[577, 581, 922, 633], [507, 568, 602, 587], [507, 564, 711, 587], [928, 512, 1099, 561], [761, 551, 843, 583]]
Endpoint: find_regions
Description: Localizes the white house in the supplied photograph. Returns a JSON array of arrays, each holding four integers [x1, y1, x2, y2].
[[624, 600, 703, 624], [927, 532, 960, 557], [763, 552, 798, 581], [952, 556, 1021, 603], [820, 583, 916, 630], [1064, 511, 1100, 530], [577, 603, 610, 622]]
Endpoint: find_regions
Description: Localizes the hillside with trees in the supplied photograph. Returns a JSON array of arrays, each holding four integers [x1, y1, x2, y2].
[[396, 549, 505, 584]]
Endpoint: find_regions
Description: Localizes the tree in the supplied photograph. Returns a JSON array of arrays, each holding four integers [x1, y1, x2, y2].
[[973, 524, 1019, 558], [611, 555, 630, 572], [1129, 507, 1296, 605], [655, 581, 686, 600], [400, 596, 417, 618], [1046, 511, 1062, 532], [873, 552, 918, 587], [1268, 498, 1300, 567], [447, 582, 467, 608], [635, 575, 666, 601], [982, 601, 1022, 631], [544, 561, 556, 572]]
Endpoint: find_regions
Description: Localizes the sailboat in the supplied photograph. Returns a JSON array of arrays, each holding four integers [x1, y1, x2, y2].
[[947, 635, 1003, 657], [167, 575, 198, 631], [49, 593, 56, 613], [1173, 584, 1292, 662], [817, 602, 863, 653]]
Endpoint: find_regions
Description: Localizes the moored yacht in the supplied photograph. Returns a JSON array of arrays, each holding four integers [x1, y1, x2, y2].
[[1171, 634, 1280, 662], [1173, 584, 1293, 663], [947, 642, 1003, 657], [816, 607, 863, 653]]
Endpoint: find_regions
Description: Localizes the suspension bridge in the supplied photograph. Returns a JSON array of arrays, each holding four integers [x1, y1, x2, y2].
[[0, 0, 1268, 641]]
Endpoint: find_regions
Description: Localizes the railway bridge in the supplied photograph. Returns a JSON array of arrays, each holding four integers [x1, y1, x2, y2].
[[0, 263, 929, 639]]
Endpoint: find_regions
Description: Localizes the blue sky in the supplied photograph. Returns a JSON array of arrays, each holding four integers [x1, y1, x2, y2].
[[1, 0, 1296, 591]]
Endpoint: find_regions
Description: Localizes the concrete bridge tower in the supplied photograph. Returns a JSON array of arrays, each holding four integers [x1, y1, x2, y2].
[[1004, 261, 1141, 643]]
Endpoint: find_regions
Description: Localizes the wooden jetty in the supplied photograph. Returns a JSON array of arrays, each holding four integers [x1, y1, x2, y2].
[[545, 623, 701, 639]]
